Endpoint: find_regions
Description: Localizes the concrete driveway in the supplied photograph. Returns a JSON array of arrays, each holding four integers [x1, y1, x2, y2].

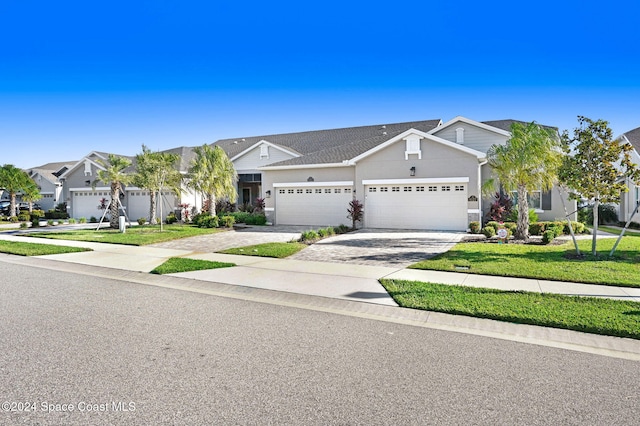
[[291, 229, 465, 267]]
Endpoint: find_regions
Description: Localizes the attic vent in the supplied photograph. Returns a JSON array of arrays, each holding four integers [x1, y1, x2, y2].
[[456, 127, 465, 144]]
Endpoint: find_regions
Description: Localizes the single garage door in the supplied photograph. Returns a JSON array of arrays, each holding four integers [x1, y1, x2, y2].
[[71, 190, 111, 220], [275, 184, 354, 226], [364, 181, 468, 231]]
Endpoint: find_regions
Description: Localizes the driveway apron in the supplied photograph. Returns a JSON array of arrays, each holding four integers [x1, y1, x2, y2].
[[289, 229, 465, 268]]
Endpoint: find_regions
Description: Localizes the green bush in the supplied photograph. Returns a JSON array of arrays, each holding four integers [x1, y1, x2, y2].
[[19, 222, 28, 229], [507, 208, 539, 224], [325, 226, 335, 236], [44, 211, 69, 219], [504, 222, 517, 234], [482, 226, 496, 238], [137, 217, 146, 225], [47, 219, 54, 226], [68, 218, 76, 224], [245, 214, 267, 225], [335, 224, 350, 234], [30, 209, 45, 218], [542, 230, 555, 244], [529, 222, 545, 236], [9, 216, 18, 223], [17, 213, 29, 222], [79, 217, 87, 224], [469, 221, 481, 234], [547, 224, 564, 238], [300, 230, 319, 242], [485, 221, 500, 232], [220, 215, 235, 228], [165, 213, 178, 224], [89, 216, 98, 223], [192, 214, 219, 228]]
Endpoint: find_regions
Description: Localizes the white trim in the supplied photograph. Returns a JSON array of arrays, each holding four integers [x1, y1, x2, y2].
[[363, 177, 469, 185], [265, 207, 275, 212], [273, 181, 354, 188], [467, 209, 481, 214], [350, 128, 486, 164], [430, 116, 511, 137], [70, 187, 110, 191], [259, 162, 353, 171], [59, 152, 109, 179], [230, 140, 301, 162]]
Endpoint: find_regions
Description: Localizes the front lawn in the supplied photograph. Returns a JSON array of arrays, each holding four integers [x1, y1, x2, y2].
[[0, 240, 92, 256], [381, 279, 640, 340], [151, 258, 235, 274], [410, 237, 640, 288], [25, 224, 224, 246], [219, 242, 306, 258]]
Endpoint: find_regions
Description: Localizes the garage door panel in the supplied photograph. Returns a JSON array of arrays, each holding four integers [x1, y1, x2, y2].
[[364, 184, 467, 231], [276, 187, 353, 226]]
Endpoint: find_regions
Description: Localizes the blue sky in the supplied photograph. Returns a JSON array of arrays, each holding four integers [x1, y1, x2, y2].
[[1, 0, 639, 169]]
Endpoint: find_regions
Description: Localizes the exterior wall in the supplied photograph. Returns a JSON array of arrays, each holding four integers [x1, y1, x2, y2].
[[537, 188, 577, 222], [233, 145, 296, 171], [432, 123, 509, 153], [355, 137, 481, 206], [31, 174, 59, 211]]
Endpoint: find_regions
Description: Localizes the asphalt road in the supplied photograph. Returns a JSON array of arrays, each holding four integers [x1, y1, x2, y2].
[[1, 262, 639, 425]]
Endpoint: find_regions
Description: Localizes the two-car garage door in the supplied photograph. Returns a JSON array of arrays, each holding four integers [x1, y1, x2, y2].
[[363, 179, 468, 231]]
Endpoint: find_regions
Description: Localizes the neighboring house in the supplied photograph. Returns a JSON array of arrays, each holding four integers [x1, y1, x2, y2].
[[617, 126, 640, 224], [58, 150, 200, 221], [26, 161, 74, 211], [212, 116, 575, 231]]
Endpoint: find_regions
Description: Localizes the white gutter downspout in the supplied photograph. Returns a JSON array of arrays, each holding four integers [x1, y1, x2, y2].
[[478, 159, 488, 224]]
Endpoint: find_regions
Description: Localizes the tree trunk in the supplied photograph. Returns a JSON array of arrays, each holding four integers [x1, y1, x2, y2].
[[209, 193, 216, 216], [592, 198, 599, 256], [515, 184, 529, 240], [110, 182, 120, 229], [149, 191, 157, 225], [10, 193, 17, 218]]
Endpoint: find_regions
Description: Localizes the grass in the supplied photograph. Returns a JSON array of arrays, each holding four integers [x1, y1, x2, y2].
[[219, 242, 307, 258], [25, 224, 224, 246], [0, 240, 91, 256], [380, 279, 640, 340], [598, 226, 640, 236], [409, 237, 640, 288], [150, 257, 235, 274]]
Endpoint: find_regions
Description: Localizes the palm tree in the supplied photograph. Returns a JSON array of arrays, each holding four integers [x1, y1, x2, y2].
[[0, 164, 34, 218], [188, 145, 237, 216], [21, 179, 42, 213], [485, 122, 562, 240], [93, 154, 133, 229], [133, 145, 182, 225]]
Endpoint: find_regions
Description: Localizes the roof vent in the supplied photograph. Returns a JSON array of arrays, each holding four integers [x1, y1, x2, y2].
[[382, 132, 387, 135], [381, 125, 386, 129], [242, 138, 246, 141], [233, 141, 238, 144]]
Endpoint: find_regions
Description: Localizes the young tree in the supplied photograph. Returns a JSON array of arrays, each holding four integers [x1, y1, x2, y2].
[[21, 179, 42, 213], [559, 116, 640, 256], [93, 154, 133, 229], [0, 164, 35, 218], [133, 145, 182, 225], [485, 122, 562, 240], [188, 145, 237, 216]]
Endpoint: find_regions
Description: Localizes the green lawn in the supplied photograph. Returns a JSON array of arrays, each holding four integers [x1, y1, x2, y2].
[[598, 226, 640, 236], [0, 240, 91, 256], [381, 279, 640, 340], [219, 242, 307, 258], [151, 257, 235, 274], [25, 224, 224, 246], [410, 237, 640, 288]]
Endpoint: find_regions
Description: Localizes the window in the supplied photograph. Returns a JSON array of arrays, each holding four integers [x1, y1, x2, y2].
[[428, 186, 437, 191], [315, 189, 322, 193], [279, 189, 285, 194], [392, 186, 400, 192], [511, 190, 542, 210], [442, 186, 451, 191], [368, 187, 377, 192], [416, 186, 425, 192], [403, 187, 412, 192], [344, 188, 352, 193], [287, 189, 294, 194], [324, 189, 332, 193], [380, 187, 388, 192], [335, 189, 341, 193], [306, 189, 312, 194], [296, 189, 303, 194], [455, 185, 465, 191]]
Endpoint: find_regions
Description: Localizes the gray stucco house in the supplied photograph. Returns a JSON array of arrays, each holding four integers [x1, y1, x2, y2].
[[212, 116, 575, 230]]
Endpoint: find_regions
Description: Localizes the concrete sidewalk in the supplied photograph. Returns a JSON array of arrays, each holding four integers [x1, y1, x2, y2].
[[1, 234, 639, 303]]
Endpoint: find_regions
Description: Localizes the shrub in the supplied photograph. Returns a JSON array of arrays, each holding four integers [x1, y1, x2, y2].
[[580, 203, 618, 225], [529, 222, 545, 236], [318, 228, 328, 238], [68, 218, 76, 224], [47, 219, 54, 226], [335, 224, 350, 234], [507, 208, 539, 224], [469, 221, 481, 234], [244, 213, 267, 225], [44, 211, 70, 219], [165, 213, 178, 224], [30, 214, 41, 227], [220, 215, 235, 228], [79, 217, 87, 224], [482, 226, 496, 238], [89, 216, 98, 223], [300, 230, 319, 242], [19, 222, 28, 229], [17, 213, 29, 222], [137, 217, 146, 226], [325, 226, 335, 236], [9, 216, 18, 223], [504, 222, 517, 234], [547, 223, 564, 238], [485, 221, 500, 232], [347, 199, 364, 229], [542, 230, 555, 244], [30, 209, 45, 218], [488, 192, 513, 222]]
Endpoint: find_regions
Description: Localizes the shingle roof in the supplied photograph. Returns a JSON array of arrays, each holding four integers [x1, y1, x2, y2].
[[212, 119, 442, 166], [482, 119, 558, 133], [622, 127, 640, 152], [27, 161, 76, 183]]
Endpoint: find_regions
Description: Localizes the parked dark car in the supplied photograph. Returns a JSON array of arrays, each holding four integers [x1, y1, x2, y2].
[[0, 201, 12, 215], [18, 202, 42, 211]]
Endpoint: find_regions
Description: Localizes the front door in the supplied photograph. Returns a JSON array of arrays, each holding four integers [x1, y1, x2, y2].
[[242, 188, 251, 205]]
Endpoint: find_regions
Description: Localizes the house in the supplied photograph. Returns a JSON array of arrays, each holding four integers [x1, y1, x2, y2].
[[57, 149, 201, 221], [26, 161, 74, 211], [213, 116, 575, 230], [617, 126, 640, 224]]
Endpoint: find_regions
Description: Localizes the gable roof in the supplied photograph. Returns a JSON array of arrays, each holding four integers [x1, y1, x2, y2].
[[26, 161, 76, 183], [212, 119, 442, 167], [482, 119, 559, 135], [622, 126, 640, 152]]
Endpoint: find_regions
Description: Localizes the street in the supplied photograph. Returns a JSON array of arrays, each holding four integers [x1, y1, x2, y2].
[[1, 261, 639, 425]]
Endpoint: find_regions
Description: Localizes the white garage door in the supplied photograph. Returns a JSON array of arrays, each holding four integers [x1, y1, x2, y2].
[[275, 184, 354, 226], [364, 181, 468, 231], [71, 190, 111, 220]]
